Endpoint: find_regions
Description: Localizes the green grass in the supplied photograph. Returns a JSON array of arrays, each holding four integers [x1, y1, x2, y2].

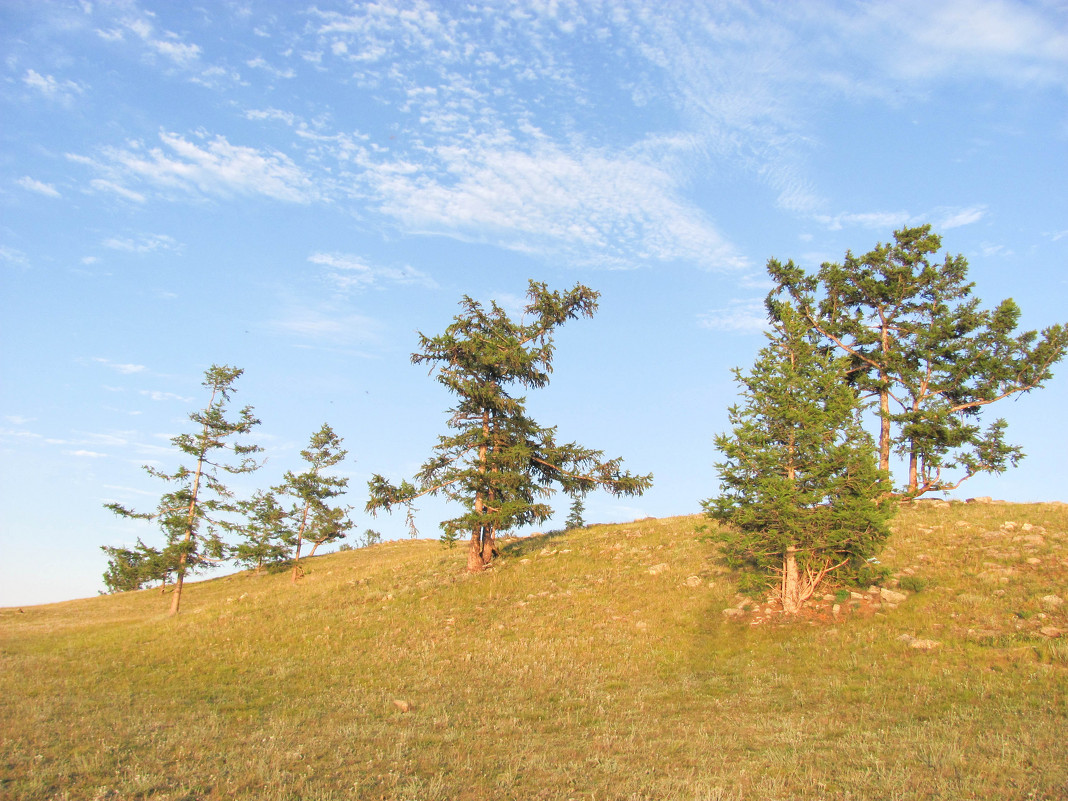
[[2, 503, 1067, 800]]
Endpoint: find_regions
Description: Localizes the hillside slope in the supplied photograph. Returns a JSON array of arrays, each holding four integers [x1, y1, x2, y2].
[[2, 503, 1067, 800]]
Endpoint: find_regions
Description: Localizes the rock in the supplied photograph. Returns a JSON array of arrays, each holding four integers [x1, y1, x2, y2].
[[880, 588, 908, 604], [967, 496, 993, 504], [684, 575, 702, 587], [648, 563, 668, 575], [832, 604, 841, 617], [1039, 627, 1063, 639], [722, 608, 746, 618], [909, 638, 941, 651], [1040, 595, 1064, 610], [393, 699, 412, 713], [850, 592, 865, 601]]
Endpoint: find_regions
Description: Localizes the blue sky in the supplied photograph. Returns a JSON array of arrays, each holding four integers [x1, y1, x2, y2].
[[2, 0, 1066, 607]]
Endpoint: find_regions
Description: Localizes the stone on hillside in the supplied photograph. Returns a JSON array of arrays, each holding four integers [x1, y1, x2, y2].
[[880, 588, 908, 604], [684, 575, 702, 587], [909, 638, 941, 650], [648, 563, 668, 575], [722, 608, 745, 618], [1039, 626, 1064, 639], [1040, 595, 1064, 610], [967, 496, 993, 504], [393, 699, 412, 712]]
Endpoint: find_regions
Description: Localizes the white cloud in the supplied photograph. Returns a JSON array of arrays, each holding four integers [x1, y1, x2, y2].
[[939, 206, 986, 229], [22, 69, 85, 103], [365, 141, 745, 271], [102, 233, 180, 254], [812, 211, 913, 232], [89, 178, 146, 203], [66, 449, 107, 458], [95, 131, 318, 203], [697, 299, 770, 334], [16, 177, 61, 198], [0, 247, 30, 268], [139, 390, 193, 403], [309, 252, 437, 291], [93, 358, 146, 374], [272, 309, 381, 344]]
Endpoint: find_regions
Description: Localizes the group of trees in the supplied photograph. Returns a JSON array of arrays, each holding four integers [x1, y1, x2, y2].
[[103, 367, 357, 614], [104, 225, 1066, 614], [707, 225, 1066, 610]]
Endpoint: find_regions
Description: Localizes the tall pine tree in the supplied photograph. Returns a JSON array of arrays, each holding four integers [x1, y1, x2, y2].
[[705, 303, 893, 613], [367, 281, 652, 572], [768, 225, 1068, 496], [104, 365, 262, 614]]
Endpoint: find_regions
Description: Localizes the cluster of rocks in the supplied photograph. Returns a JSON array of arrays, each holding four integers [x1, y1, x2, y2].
[[721, 584, 909, 625]]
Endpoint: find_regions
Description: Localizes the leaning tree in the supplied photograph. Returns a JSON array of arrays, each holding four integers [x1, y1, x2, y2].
[[367, 280, 652, 572], [104, 365, 262, 614], [768, 224, 1067, 497], [704, 302, 894, 613]]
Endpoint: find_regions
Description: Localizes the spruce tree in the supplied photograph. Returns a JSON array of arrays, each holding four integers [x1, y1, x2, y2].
[[367, 280, 652, 572], [104, 365, 262, 614], [768, 225, 1068, 496], [704, 303, 893, 613]]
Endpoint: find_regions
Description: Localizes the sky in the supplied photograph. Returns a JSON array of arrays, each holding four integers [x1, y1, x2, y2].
[[2, 0, 1067, 608]]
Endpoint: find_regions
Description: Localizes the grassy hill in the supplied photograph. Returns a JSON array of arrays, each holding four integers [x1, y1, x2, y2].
[[2, 502, 1067, 800]]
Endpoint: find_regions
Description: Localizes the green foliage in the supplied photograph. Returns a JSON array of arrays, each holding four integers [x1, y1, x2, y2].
[[367, 280, 652, 571], [565, 496, 586, 530], [233, 490, 292, 571], [704, 303, 894, 606], [768, 224, 1068, 497], [898, 574, 929, 593], [103, 365, 262, 613], [361, 529, 383, 547], [100, 539, 178, 593], [275, 423, 354, 579]]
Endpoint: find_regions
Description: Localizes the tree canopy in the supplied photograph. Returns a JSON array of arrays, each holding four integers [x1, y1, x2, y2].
[[367, 280, 652, 572], [767, 224, 1067, 497], [705, 303, 893, 611]]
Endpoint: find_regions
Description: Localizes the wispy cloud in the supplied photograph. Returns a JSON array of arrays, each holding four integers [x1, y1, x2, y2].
[[22, 69, 85, 104], [697, 299, 770, 334], [102, 233, 180, 254], [16, 177, 61, 198], [84, 131, 318, 203], [93, 357, 147, 375], [309, 252, 437, 291], [939, 205, 986, 229], [139, 390, 193, 403]]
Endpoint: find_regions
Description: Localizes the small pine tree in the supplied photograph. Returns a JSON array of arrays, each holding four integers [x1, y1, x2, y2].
[[278, 423, 354, 583], [704, 303, 893, 613], [233, 490, 291, 572], [565, 496, 586, 530]]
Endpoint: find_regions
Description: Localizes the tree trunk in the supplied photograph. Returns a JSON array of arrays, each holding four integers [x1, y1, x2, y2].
[[467, 525, 487, 572], [879, 385, 891, 473], [781, 546, 801, 614]]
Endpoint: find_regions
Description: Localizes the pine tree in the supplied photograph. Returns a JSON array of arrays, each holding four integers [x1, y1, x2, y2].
[[367, 280, 652, 572], [768, 225, 1068, 496], [233, 490, 291, 572], [277, 423, 354, 582], [100, 539, 176, 593], [704, 303, 893, 613], [104, 365, 262, 614], [565, 496, 586, 530]]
